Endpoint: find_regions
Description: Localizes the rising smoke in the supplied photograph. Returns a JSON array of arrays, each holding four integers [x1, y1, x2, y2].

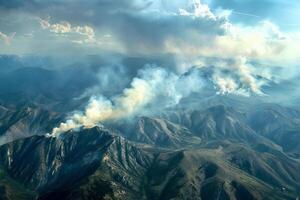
[[50, 54, 270, 136], [51, 65, 203, 136]]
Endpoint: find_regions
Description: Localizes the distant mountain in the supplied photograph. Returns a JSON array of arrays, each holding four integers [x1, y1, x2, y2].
[[0, 105, 62, 145], [117, 116, 201, 148], [246, 104, 300, 158], [0, 58, 97, 109]]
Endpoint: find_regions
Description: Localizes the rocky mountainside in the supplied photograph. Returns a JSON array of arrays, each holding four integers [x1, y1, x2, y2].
[[0, 105, 62, 145], [0, 121, 299, 199]]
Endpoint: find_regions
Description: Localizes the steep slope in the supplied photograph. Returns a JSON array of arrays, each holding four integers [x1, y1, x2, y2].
[[221, 142, 300, 195], [144, 149, 295, 200], [0, 168, 36, 200], [0, 127, 154, 199], [0, 127, 299, 199], [247, 104, 300, 136], [158, 105, 276, 146], [0, 105, 62, 145], [247, 104, 300, 158], [117, 116, 201, 148]]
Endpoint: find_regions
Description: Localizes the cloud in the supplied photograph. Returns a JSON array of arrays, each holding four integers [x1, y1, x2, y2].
[[0, 31, 15, 45], [39, 18, 95, 43], [179, 0, 216, 19], [0, 0, 299, 98], [164, 18, 289, 63], [0, 0, 298, 64]]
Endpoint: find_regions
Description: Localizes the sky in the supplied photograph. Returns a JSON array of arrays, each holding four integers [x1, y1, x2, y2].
[[205, 0, 300, 29], [0, 0, 299, 56], [1, 0, 300, 134], [0, 0, 300, 96]]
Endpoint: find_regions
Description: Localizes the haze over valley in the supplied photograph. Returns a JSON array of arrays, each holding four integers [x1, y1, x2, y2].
[[0, 0, 300, 199]]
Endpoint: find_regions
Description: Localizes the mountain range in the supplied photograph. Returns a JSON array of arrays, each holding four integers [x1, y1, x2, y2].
[[0, 56, 299, 199]]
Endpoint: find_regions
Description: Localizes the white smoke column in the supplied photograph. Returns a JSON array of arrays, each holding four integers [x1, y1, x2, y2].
[[213, 75, 238, 95], [209, 57, 265, 95], [52, 78, 153, 136], [51, 66, 202, 136], [232, 57, 262, 94]]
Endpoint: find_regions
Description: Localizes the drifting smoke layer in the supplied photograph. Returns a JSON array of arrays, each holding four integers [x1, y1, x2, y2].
[[51, 66, 202, 136], [209, 57, 266, 96]]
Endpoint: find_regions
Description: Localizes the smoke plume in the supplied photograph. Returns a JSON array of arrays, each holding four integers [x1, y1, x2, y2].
[[51, 66, 202, 136]]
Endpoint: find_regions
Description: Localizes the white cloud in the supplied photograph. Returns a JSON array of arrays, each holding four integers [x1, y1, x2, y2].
[[40, 19, 71, 33], [164, 17, 290, 62], [158, 4, 300, 95], [260, 20, 286, 40], [179, 0, 216, 20], [73, 26, 95, 40], [0, 31, 15, 45], [39, 18, 95, 43]]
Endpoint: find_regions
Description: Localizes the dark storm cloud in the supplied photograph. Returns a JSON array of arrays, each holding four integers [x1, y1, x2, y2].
[[92, 11, 225, 54]]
